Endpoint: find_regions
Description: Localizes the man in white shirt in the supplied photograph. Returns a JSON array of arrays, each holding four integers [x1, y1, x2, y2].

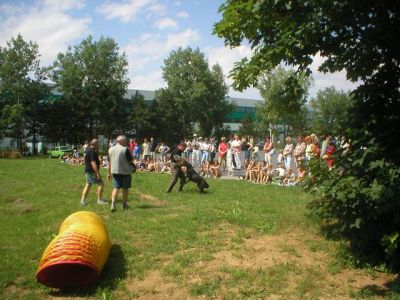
[[107, 135, 135, 212]]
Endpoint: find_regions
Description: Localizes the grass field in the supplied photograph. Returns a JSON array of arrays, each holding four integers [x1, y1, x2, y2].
[[0, 158, 398, 299]]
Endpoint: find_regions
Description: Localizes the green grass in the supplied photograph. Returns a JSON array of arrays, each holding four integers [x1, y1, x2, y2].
[[0, 158, 398, 299]]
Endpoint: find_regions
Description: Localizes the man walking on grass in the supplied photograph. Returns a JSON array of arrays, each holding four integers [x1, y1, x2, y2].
[[81, 139, 107, 206], [107, 135, 135, 212]]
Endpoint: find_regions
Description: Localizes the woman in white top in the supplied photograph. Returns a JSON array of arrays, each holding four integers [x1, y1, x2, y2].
[[283, 137, 293, 170], [230, 134, 242, 169], [263, 137, 274, 165]]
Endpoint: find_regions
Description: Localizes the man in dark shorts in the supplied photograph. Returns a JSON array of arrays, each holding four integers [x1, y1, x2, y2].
[[107, 135, 135, 212], [80, 139, 107, 206], [166, 143, 186, 193]]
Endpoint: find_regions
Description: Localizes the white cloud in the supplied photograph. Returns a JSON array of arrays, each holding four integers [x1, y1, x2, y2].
[[42, 0, 85, 11], [177, 11, 189, 19], [131, 70, 165, 90], [149, 3, 166, 14], [97, 0, 166, 23], [124, 28, 200, 90], [123, 28, 200, 70], [0, 0, 91, 65], [166, 28, 200, 49], [154, 17, 178, 30], [97, 0, 152, 22], [205, 45, 261, 99], [308, 52, 361, 97]]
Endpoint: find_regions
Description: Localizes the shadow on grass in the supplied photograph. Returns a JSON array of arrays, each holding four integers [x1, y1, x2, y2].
[[49, 244, 127, 297], [136, 202, 164, 209], [353, 277, 400, 298]]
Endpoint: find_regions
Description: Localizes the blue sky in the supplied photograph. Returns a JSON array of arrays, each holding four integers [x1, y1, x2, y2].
[[0, 0, 359, 99]]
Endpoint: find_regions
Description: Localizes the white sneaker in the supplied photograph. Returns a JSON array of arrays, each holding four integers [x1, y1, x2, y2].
[[80, 199, 87, 206], [97, 199, 108, 205], [111, 202, 116, 212]]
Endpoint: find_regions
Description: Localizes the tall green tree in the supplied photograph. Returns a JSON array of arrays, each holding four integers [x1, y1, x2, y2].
[[0, 34, 49, 151], [160, 47, 232, 140], [309, 87, 354, 137], [128, 92, 159, 139], [215, 1, 400, 266], [256, 67, 311, 137], [52, 35, 129, 144]]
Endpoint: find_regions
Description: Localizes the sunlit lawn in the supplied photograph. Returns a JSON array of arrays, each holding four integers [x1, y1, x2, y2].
[[0, 158, 398, 299]]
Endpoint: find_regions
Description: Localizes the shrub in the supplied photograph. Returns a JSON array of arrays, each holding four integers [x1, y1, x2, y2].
[[305, 145, 400, 269], [0, 150, 22, 159]]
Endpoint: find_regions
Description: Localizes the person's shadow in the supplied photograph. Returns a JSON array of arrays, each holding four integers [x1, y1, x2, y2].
[[50, 244, 127, 297]]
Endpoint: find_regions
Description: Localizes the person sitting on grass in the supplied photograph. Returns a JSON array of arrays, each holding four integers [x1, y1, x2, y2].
[[295, 164, 307, 185], [243, 160, 255, 181], [264, 164, 274, 184], [250, 161, 261, 182], [259, 161, 268, 183], [200, 160, 210, 178], [282, 167, 296, 186], [272, 163, 286, 185], [160, 160, 172, 173], [209, 160, 222, 178]]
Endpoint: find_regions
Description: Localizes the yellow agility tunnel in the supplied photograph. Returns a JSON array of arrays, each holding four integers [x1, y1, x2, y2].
[[36, 211, 111, 288]]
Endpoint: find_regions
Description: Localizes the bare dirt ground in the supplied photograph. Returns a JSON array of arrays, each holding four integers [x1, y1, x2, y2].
[[124, 226, 398, 299]]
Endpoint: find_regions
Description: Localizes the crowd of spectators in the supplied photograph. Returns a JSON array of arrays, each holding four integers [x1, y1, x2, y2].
[[61, 133, 349, 186]]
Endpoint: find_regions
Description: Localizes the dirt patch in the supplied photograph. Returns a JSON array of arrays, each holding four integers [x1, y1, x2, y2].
[[137, 192, 167, 206], [117, 226, 397, 299], [7, 197, 36, 213], [126, 270, 192, 299]]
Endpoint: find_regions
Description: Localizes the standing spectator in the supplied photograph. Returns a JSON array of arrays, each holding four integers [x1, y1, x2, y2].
[[304, 135, 314, 161], [142, 138, 151, 161], [184, 138, 192, 161], [166, 143, 187, 193], [218, 137, 228, 171], [283, 137, 293, 170], [133, 142, 142, 160], [231, 134, 242, 169], [129, 138, 136, 155], [82, 140, 89, 153], [321, 135, 332, 157], [108, 139, 114, 149], [241, 137, 253, 168], [192, 134, 201, 167], [294, 136, 306, 168], [80, 139, 107, 206], [107, 135, 135, 212], [263, 137, 274, 165], [209, 138, 217, 163], [311, 134, 321, 158], [226, 144, 234, 177], [158, 142, 170, 163], [149, 137, 157, 161], [323, 140, 336, 168], [200, 138, 211, 163]]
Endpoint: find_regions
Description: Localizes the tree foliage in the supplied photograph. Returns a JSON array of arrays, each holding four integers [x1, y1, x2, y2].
[[52, 35, 130, 144], [0, 34, 50, 151], [256, 67, 311, 137], [215, 0, 400, 267], [160, 47, 232, 139], [309, 87, 354, 137]]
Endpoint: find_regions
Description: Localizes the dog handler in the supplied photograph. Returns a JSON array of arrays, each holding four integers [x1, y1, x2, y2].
[[166, 143, 186, 193]]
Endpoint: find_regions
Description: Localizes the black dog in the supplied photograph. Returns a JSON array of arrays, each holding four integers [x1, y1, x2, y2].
[[178, 160, 209, 193]]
